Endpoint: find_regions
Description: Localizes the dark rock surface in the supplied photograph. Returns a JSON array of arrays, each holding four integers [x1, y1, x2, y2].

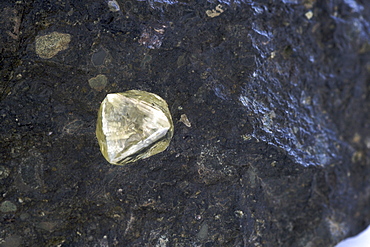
[[0, 0, 369, 246]]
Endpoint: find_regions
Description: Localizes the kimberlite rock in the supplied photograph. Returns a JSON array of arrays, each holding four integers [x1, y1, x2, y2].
[[96, 90, 174, 165], [0, 0, 369, 246]]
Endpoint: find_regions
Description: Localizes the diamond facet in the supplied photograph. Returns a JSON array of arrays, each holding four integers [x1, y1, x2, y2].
[[96, 90, 174, 165]]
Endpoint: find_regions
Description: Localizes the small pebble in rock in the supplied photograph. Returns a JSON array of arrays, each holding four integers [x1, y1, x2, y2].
[[0, 200, 17, 213], [35, 31, 71, 59], [88, 74, 108, 91]]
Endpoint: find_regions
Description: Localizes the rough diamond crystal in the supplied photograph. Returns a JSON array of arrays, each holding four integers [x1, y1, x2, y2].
[[96, 90, 174, 165]]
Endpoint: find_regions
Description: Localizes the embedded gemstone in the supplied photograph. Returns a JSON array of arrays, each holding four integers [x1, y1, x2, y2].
[[96, 90, 173, 165]]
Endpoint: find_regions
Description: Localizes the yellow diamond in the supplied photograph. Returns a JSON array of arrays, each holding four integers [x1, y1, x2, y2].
[[96, 90, 174, 165]]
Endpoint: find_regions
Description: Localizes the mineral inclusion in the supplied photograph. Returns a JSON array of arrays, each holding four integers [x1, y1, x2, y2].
[[96, 90, 174, 165]]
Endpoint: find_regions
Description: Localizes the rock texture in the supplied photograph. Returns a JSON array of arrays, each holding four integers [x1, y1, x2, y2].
[[0, 0, 369, 246]]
